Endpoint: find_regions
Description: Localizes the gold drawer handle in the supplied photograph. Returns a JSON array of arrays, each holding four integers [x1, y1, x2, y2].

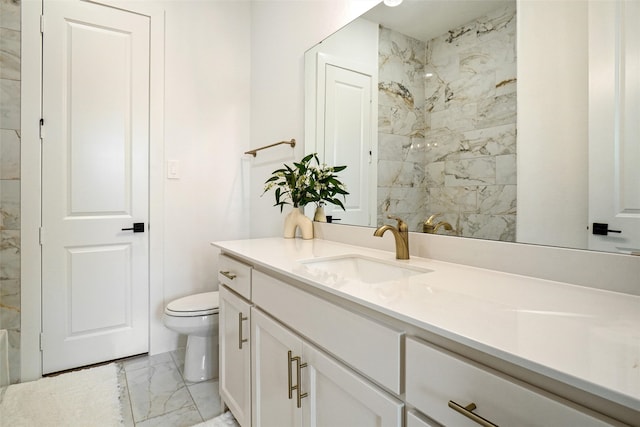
[[295, 356, 308, 408], [287, 351, 308, 408], [220, 270, 237, 280], [448, 401, 499, 427], [238, 312, 248, 350], [287, 350, 296, 399]]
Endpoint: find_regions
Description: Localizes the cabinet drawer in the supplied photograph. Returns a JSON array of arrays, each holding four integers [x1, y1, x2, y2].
[[406, 337, 623, 427], [407, 410, 440, 427], [252, 270, 403, 394], [218, 254, 252, 300]]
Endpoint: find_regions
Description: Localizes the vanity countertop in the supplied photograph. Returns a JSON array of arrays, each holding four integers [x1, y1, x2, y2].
[[212, 237, 640, 412]]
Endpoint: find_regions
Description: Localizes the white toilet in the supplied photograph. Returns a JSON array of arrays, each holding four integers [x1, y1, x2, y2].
[[163, 291, 220, 382]]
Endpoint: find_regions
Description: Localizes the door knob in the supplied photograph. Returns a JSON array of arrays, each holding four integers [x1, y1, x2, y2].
[[592, 222, 621, 236], [121, 222, 145, 233]]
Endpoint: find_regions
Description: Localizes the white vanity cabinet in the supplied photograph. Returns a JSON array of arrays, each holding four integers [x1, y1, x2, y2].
[[220, 286, 251, 427], [405, 337, 625, 427], [215, 241, 637, 427], [251, 308, 404, 427], [218, 255, 252, 427]]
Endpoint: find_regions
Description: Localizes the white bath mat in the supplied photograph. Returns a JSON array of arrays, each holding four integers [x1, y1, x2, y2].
[[193, 411, 240, 427], [0, 363, 122, 427]]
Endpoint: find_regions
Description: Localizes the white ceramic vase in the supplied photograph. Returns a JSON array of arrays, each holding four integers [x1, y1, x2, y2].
[[313, 204, 327, 222], [284, 206, 313, 239]]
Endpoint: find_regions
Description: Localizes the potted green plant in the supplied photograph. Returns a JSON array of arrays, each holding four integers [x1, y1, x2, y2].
[[264, 153, 348, 238]]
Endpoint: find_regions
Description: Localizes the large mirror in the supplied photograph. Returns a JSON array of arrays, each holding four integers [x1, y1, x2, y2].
[[305, 0, 640, 255]]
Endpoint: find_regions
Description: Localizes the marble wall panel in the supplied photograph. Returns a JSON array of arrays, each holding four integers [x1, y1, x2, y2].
[[378, 103, 421, 136], [459, 124, 516, 159], [475, 91, 517, 129], [496, 154, 517, 185], [0, 230, 19, 280], [0, 278, 19, 329], [0, 179, 19, 229], [1, 0, 21, 383], [423, 3, 516, 240], [0, 129, 19, 179], [460, 213, 516, 241], [378, 28, 428, 229], [379, 27, 426, 90], [0, 79, 19, 130], [0, 0, 20, 31], [0, 27, 20, 81], [424, 161, 444, 187], [378, 185, 427, 231], [444, 157, 496, 187], [478, 185, 517, 215]]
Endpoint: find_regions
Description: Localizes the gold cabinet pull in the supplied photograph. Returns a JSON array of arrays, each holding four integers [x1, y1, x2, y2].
[[287, 351, 308, 408], [448, 401, 499, 427], [295, 356, 308, 408], [287, 350, 296, 399], [238, 312, 248, 350], [220, 270, 236, 280]]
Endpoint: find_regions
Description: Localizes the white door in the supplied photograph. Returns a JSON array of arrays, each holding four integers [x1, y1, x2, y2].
[[252, 309, 303, 427], [319, 57, 376, 226], [301, 342, 403, 427], [220, 286, 251, 427], [588, 0, 640, 254], [41, 0, 150, 374]]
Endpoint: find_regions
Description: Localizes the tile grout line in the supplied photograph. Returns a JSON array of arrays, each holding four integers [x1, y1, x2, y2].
[[170, 350, 206, 424], [121, 363, 138, 426]]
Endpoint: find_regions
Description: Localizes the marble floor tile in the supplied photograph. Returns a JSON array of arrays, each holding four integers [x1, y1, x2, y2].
[[115, 350, 223, 426], [187, 379, 222, 421], [135, 405, 203, 427], [118, 364, 135, 427], [123, 352, 174, 373], [169, 348, 185, 375], [126, 360, 195, 422]]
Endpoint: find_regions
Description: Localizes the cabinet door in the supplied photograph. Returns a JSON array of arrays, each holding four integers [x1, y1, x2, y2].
[[220, 286, 251, 427], [302, 342, 403, 427], [252, 309, 303, 427]]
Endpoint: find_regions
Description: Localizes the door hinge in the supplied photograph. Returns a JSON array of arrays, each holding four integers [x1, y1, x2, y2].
[[39, 227, 44, 245], [39, 118, 45, 140], [40, 15, 45, 33], [39, 332, 44, 351]]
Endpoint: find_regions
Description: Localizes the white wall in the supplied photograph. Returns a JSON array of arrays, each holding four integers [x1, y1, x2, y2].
[[249, 0, 379, 238], [155, 0, 251, 353], [516, 0, 589, 248]]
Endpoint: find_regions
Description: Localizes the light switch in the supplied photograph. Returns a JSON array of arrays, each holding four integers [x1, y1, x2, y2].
[[167, 160, 180, 179]]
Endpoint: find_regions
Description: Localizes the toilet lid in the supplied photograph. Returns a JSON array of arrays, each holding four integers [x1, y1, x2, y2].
[[165, 291, 219, 317]]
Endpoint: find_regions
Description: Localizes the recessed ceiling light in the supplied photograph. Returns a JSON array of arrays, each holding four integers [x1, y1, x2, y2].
[[384, 0, 403, 7]]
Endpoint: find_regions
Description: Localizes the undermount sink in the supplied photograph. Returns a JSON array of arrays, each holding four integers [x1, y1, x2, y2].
[[298, 255, 432, 284]]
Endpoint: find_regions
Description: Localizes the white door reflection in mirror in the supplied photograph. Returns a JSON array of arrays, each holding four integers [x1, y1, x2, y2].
[[323, 62, 375, 226], [589, 0, 640, 254]]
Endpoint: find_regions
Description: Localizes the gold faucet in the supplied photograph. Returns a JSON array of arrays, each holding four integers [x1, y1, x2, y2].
[[374, 215, 410, 259], [423, 213, 453, 234]]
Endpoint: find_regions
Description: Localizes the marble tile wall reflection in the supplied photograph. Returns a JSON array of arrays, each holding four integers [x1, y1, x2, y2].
[[377, 3, 517, 242], [0, 0, 21, 384]]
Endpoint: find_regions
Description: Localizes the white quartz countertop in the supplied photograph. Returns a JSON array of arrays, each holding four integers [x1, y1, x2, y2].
[[212, 237, 640, 411]]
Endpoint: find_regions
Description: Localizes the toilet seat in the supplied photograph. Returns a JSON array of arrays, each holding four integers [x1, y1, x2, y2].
[[165, 291, 219, 317]]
